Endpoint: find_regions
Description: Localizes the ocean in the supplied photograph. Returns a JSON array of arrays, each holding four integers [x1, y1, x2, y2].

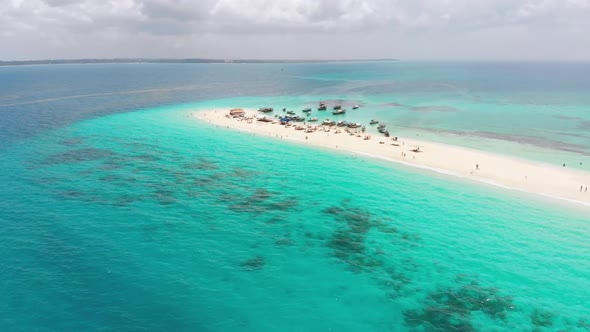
[[1, 62, 589, 331]]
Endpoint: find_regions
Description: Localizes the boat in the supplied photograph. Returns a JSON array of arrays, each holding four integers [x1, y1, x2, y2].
[[302, 108, 312, 113], [377, 123, 386, 129], [337, 121, 348, 127], [308, 117, 318, 122], [322, 119, 336, 126], [332, 109, 346, 115], [384, 131, 390, 137], [286, 110, 295, 115], [258, 107, 273, 113], [352, 105, 359, 109], [369, 120, 379, 125], [318, 102, 327, 111], [347, 123, 362, 128], [257, 115, 273, 122], [333, 104, 342, 110]]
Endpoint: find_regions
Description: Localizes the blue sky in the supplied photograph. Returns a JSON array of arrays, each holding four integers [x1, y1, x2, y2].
[[2, 0, 590, 60]]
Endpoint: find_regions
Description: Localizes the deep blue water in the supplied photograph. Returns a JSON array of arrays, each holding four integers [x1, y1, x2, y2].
[[1, 62, 589, 331]]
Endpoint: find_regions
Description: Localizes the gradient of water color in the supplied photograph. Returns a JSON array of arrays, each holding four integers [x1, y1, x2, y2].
[[1, 62, 589, 331]]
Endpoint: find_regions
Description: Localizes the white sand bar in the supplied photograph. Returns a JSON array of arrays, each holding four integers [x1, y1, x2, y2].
[[196, 109, 590, 207]]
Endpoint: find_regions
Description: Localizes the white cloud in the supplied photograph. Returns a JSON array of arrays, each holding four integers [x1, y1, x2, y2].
[[0, 0, 589, 60]]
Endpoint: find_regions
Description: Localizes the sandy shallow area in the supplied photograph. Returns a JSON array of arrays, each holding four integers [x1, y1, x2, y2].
[[195, 109, 590, 207]]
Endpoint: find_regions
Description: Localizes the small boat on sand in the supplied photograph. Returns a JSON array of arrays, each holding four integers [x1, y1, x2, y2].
[[348, 123, 362, 128], [323, 119, 336, 126], [337, 121, 348, 127], [308, 117, 318, 122], [257, 115, 273, 122], [258, 107, 274, 113], [332, 109, 346, 115]]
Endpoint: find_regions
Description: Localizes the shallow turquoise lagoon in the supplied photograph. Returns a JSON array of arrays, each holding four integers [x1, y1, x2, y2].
[[1, 103, 588, 331]]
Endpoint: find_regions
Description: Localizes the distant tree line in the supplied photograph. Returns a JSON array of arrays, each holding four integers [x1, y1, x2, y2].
[[0, 58, 399, 66]]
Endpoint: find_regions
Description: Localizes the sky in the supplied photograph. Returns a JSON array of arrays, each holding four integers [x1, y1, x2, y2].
[[1, 0, 590, 61]]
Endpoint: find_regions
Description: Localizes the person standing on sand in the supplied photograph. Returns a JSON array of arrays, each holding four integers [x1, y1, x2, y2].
[[581, 185, 584, 192], [476, 164, 479, 170]]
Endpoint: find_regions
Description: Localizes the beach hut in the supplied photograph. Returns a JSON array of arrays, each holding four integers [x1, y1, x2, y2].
[[229, 108, 245, 117]]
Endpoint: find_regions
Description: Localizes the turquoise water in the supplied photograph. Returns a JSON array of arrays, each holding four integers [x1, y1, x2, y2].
[[1, 63, 590, 331]]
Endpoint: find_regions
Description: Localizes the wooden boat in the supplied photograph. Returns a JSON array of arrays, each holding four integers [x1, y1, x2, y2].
[[257, 115, 273, 122]]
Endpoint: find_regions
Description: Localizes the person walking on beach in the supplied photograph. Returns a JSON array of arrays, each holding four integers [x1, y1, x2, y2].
[[476, 164, 479, 170], [581, 185, 584, 192]]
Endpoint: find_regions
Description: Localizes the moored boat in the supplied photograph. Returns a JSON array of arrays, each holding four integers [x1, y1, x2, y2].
[[302, 108, 312, 113], [352, 104, 359, 109], [258, 107, 274, 113], [318, 102, 327, 110], [333, 104, 342, 110], [347, 123, 361, 128], [370, 119, 379, 125], [332, 109, 346, 115], [308, 117, 318, 122]]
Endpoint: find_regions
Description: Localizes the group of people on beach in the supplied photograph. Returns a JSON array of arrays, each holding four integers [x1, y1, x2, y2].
[[580, 186, 588, 192]]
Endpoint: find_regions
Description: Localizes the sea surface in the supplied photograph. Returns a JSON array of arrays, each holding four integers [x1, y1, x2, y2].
[[1, 62, 589, 331]]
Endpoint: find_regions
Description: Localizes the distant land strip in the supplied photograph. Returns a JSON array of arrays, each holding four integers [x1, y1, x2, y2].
[[0, 58, 399, 66]]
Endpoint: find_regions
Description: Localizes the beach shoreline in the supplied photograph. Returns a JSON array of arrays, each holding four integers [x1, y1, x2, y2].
[[194, 108, 590, 208]]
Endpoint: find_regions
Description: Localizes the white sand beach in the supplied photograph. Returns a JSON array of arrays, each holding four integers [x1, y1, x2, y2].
[[195, 109, 590, 207]]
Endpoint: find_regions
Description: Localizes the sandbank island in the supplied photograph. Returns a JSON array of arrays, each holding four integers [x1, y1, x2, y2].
[[195, 108, 590, 207]]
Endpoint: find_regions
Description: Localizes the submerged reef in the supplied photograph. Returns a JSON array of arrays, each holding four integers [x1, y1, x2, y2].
[[42, 147, 115, 165], [240, 256, 265, 271], [322, 200, 419, 274], [404, 277, 515, 331], [530, 308, 553, 328]]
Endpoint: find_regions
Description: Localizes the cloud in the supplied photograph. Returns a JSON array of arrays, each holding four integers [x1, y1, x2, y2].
[[1, 0, 590, 60]]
